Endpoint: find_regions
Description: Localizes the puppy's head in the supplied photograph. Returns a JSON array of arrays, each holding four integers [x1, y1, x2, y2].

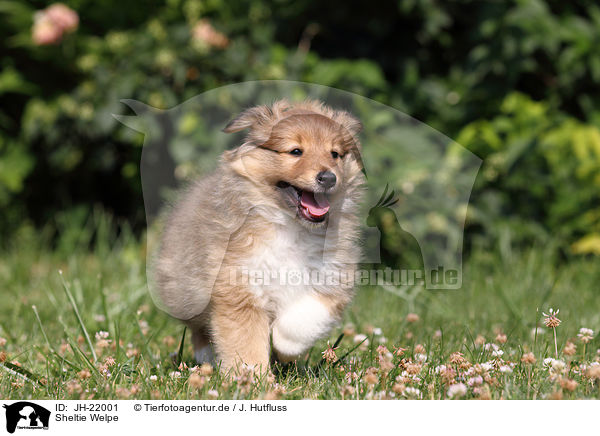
[[223, 99, 364, 227]]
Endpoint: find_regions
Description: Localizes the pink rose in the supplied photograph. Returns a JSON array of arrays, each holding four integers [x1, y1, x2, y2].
[[32, 13, 62, 45], [192, 19, 229, 49], [45, 3, 79, 33], [32, 3, 79, 46]]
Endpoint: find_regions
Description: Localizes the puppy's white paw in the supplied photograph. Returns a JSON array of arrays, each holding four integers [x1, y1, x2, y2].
[[272, 295, 337, 362]]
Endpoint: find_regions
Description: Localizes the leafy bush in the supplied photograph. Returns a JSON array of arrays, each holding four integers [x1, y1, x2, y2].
[[459, 92, 600, 254], [1, 0, 600, 258]]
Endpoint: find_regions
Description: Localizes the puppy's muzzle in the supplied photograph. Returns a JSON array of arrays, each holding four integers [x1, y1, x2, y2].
[[316, 171, 336, 189]]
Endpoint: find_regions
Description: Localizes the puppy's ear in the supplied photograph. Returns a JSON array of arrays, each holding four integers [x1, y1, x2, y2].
[[222, 100, 290, 134], [333, 111, 365, 176], [222, 107, 263, 133], [223, 145, 276, 181], [333, 110, 363, 138]]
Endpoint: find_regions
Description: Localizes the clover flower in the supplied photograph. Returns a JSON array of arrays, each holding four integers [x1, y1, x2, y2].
[[406, 313, 420, 323], [415, 353, 428, 363], [521, 352, 536, 364], [543, 308, 561, 328], [585, 363, 600, 380], [577, 328, 594, 344], [495, 333, 507, 344], [543, 308, 561, 358], [449, 352, 466, 365], [563, 342, 576, 356], [467, 376, 483, 387], [559, 378, 578, 392], [95, 331, 109, 340], [403, 386, 422, 399], [353, 334, 369, 349], [447, 383, 467, 399], [322, 345, 337, 364], [188, 373, 205, 389]]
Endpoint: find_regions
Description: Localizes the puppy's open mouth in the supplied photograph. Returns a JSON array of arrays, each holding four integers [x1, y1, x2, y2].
[[276, 181, 330, 223]]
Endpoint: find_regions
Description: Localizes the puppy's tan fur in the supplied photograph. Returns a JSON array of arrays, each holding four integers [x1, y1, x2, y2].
[[155, 99, 364, 373]]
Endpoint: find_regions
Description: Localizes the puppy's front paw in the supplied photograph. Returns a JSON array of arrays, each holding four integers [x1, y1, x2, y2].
[[271, 325, 307, 363], [271, 295, 337, 362]]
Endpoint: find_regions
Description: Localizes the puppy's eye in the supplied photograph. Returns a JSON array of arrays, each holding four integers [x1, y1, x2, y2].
[[290, 148, 303, 156], [331, 151, 340, 159]]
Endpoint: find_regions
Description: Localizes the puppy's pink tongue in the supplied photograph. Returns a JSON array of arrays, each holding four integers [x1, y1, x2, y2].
[[300, 191, 330, 217]]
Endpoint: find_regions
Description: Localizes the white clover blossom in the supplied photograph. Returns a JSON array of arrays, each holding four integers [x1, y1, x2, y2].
[[435, 365, 447, 374], [543, 357, 566, 372], [543, 308, 559, 317], [447, 383, 467, 399], [95, 331, 109, 340], [467, 376, 483, 386], [530, 327, 546, 339], [403, 387, 422, 399], [481, 362, 494, 372], [353, 334, 369, 344], [577, 328, 594, 343]]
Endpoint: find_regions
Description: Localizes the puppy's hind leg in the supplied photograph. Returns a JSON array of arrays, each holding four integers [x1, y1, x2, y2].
[[211, 302, 271, 375], [191, 329, 215, 365], [184, 314, 215, 364]]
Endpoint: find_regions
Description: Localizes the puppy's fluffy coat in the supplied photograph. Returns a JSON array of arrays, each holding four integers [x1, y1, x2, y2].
[[155, 99, 364, 373]]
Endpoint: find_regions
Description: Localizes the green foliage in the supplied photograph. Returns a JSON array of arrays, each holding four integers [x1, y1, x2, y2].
[[459, 92, 600, 253], [1, 0, 600, 257]]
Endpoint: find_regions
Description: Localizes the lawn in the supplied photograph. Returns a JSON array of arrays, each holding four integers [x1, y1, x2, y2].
[[1, 213, 599, 400]]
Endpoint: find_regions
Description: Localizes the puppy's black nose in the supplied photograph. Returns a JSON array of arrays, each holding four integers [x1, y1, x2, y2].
[[316, 171, 336, 189]]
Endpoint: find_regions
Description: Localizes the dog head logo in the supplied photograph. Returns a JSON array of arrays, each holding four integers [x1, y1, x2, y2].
[[115, 81, 482, 313], [3, 402, 50, 433]]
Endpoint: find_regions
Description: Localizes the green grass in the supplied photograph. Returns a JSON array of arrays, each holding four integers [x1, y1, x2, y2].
[[0, 213, 599, 400]]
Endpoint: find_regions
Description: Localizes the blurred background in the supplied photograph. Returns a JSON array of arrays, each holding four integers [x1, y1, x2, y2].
[[2, 0, 600, 261]]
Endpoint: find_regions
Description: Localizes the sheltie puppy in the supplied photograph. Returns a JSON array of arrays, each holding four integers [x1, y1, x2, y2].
[[155, 99, 365, 373]]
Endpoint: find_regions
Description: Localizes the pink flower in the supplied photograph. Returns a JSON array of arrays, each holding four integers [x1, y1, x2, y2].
[[45, 3, 79, 33], [32, 13, 62, 45], [192, 19, 229, 49], [32, 3, 78, 46]]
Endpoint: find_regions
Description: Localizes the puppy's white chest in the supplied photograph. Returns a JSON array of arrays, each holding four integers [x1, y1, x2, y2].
[[246, 224, 325, 311]]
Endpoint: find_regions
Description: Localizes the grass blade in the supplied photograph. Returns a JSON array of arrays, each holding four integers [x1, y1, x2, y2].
[[59, 270, 97, 362], [332, 336, 368, 368], [32, 305, 54, 353], [0, 362, 41, 386], [175, 327, 186, 366]]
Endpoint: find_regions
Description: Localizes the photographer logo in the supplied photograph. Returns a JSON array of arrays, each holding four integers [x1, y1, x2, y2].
[[2, 402, 50, 433]]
